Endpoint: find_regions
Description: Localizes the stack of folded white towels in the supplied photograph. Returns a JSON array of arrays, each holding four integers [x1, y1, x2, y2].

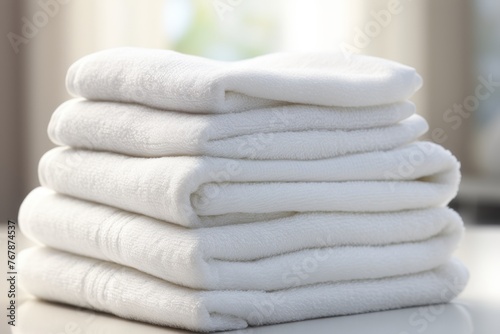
[[19, 48, 469, 332]]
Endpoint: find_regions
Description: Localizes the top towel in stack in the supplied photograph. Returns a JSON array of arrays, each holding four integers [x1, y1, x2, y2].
[[19, 48, 467, 332]]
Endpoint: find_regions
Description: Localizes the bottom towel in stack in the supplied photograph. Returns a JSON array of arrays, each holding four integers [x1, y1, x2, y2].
[[20, 248, 468, 332]]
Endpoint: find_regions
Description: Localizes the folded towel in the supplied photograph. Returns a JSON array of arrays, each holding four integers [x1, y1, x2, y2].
[[38, 142, 460, 227], [19, 188, 464, 291], [66, 48, 423, 113], [48, 99, 419, 160], [20, 247, 469, 332]]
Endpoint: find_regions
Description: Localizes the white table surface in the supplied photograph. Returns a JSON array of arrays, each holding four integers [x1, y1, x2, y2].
[[1, 225, 499, 334]]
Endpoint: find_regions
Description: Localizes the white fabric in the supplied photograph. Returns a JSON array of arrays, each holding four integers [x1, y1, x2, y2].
[[19, 188, 464, 291], [20, 247, 469, 332], [66, 48, 423, 113], [48, 99, 419, 160], [38, 142, 460, 228]]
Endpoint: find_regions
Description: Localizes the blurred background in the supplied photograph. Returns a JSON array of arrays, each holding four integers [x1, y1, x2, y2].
[[2, 0, 499, 225]]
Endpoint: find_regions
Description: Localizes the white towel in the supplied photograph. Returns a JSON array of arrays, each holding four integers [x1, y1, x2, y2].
[[38, 142, 460, 227], [48, 99, 420, 160], [19, 188, 464, 291], [20, 247, 469, 332], [66, 48, 423, 113]]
